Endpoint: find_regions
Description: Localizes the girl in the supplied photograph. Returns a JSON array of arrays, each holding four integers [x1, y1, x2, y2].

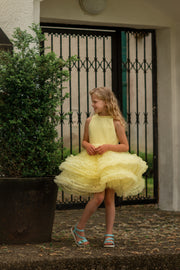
[[55, 87, 148, 248]]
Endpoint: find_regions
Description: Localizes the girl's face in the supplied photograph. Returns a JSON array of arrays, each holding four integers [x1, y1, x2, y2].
[[91, 94, 107, 116]]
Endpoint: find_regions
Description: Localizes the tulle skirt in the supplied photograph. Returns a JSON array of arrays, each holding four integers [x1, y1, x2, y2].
[[54, 150, 148, 197]]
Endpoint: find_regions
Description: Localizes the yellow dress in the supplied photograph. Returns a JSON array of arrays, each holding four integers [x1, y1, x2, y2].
[[55, 114, 148, 197]]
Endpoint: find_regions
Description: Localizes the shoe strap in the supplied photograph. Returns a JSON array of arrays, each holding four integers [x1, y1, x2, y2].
[[105, 234, 114, 237], [73, 225, 86, 240], [74, 225, 84, 232], [104, 234, 114, 244], [74, 230, 86, 240], [78, 238, 88, 245], [74, 229, 89, 244], [104, 237, 114, 241]]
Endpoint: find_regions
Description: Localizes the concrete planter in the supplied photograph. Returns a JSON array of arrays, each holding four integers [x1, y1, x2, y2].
[[0, 177, 58, 244]]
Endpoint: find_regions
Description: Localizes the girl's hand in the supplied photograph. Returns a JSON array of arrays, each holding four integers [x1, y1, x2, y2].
[[95, 144, 109, 155], [84, 143, 96, 156]]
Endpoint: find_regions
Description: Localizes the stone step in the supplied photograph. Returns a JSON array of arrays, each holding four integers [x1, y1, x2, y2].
[[0, 254, 179, 270]]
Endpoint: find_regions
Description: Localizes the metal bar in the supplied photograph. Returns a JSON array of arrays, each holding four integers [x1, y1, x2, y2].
[[103, 36, 106, 86], [112, 33, 118, 93], [117, 30, 123, 110], [42, 26, 116, 37], [69, 35, 73, 154], [135, 33, 139, 156], [41, 23, 154, 35], [111, 31, 122, 107], [77, 35, 81, 152], [86, 36, 90, 118], [151, 31, 158, 203], [51, 33, 53, 52], [59, 34, 64, 159], [94, 36, 97, 88], [121, 31, 127, 120], [56, 198, 157, 210], [116, 30, 122, 108], [127, 32, 131, 152], [62, 191, 64, 202], [143, 34, 148, 197]]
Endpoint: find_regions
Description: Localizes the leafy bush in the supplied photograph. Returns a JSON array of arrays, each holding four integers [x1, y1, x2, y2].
[[0, 24, 75, 177], [130, 151, 153, 178], [139, 152, 153, 178], [61, 147, 79, 160]]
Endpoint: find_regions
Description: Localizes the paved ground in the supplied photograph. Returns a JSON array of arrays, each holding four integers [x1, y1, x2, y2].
[[0, 205, 179, 269]]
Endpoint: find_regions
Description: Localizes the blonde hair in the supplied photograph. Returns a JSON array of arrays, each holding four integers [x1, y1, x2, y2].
[[90, 87, 126, 128]]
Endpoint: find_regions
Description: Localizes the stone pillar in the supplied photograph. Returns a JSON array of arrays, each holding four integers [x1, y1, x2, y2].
[[171, 24, 180, 211], [0, 0, 40, 39], [157, 27, 180, 211]]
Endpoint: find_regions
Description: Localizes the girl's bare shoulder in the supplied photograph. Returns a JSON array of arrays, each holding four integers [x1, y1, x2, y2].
[[85, 117, 92, 126], [113, 119, 125, 131], [86, 117, 92, 123]]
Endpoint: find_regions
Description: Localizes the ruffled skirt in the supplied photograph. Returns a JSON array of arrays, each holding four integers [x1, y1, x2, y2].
[[54, 150, 148, 197]]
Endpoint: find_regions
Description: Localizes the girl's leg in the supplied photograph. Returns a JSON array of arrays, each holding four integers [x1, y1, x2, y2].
[[104, 188, 115, 235], [73, 191, 105, 244]]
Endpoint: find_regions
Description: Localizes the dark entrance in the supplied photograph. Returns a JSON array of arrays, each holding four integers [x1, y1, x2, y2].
[[41, 24, 158, 208]]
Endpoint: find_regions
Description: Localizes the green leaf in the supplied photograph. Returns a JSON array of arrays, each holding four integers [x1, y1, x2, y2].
[[0, 23, 77, 177]]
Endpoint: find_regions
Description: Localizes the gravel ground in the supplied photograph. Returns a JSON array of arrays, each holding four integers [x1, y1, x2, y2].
[[0, 205, 179, 269]]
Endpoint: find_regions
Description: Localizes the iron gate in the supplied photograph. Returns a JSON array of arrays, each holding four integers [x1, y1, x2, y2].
[[41, 24, 158, 209]]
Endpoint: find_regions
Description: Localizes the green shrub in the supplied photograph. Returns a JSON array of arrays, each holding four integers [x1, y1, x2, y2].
[[0, 24, 76, 177], [130, 151, 153, 178], [61, 147, 79, 160]]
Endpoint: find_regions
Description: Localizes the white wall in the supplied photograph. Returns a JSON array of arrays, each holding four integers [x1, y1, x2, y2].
[[0, 0, 40, 39], [40, 0, 173, 28]]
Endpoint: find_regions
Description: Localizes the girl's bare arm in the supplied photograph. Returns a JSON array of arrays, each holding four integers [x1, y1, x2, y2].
[[82, 118, 96, 155]]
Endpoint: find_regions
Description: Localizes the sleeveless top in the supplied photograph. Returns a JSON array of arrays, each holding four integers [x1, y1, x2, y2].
[[89, 114, 119, 146]]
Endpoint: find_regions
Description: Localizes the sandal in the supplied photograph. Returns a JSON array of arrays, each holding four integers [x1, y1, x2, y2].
[[104, 234, 115, 248], [71, 225, 89, 247]]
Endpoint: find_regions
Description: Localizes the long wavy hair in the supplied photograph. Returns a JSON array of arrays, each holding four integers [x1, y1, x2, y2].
[[90, 87, 126, 128]]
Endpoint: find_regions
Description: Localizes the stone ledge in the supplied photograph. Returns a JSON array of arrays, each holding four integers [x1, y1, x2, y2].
[[0, 206, 179, 270], [0, 254, 179, 270]]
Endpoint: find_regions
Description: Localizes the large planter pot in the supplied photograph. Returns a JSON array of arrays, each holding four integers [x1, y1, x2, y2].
[[0, 177, 58, 244]]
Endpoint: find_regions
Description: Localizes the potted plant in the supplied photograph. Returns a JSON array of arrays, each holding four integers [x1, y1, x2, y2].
[[0, 24, 73, 244]]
